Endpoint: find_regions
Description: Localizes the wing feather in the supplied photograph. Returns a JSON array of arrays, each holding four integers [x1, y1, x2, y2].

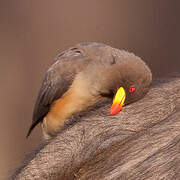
[[27, 42, 107, 137], [26, 46, 92, 137]]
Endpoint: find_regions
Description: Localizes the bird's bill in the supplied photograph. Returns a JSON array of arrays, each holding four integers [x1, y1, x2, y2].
[[110, 87, 126, 115]]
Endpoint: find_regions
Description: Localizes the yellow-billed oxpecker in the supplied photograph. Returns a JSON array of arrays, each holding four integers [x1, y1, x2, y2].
[[27, 42, 152, 139]]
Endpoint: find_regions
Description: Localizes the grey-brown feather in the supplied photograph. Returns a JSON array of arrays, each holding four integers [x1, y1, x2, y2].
[[28, 43, 106, 136], [27, 46, 93, 137]]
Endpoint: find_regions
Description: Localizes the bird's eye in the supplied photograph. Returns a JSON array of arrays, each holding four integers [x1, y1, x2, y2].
[[129, 87, 136, 93]]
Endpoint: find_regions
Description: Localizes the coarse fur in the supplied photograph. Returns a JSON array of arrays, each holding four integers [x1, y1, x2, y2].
[[13, 73, 180, 180]]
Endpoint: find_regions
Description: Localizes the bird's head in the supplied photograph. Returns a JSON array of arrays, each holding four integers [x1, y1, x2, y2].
[[90, 54, 152, 115], [109, 58, 152, 115]]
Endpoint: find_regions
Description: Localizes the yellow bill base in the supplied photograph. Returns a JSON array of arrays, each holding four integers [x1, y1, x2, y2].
[[110, 87, 126, 115]]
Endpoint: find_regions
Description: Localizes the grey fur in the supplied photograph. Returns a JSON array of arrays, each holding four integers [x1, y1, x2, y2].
[[13, 74, 180, 180]]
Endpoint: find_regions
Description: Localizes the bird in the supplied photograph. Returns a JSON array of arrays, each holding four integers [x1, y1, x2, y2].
[[27, 42, 152, 139]]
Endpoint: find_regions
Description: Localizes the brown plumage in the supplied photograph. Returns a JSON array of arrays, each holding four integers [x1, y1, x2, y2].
[[27, 42, 152, 138]]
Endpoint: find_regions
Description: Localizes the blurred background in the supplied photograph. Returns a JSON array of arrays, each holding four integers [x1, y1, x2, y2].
[[0, 0, 180, 179]]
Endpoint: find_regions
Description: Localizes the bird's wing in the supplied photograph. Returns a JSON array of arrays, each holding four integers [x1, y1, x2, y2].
[[26, 66, 72, 137], [27, 47, 92, 137]]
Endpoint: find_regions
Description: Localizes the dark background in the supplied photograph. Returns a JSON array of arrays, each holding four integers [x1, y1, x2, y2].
[[0, 0, 179, 178]]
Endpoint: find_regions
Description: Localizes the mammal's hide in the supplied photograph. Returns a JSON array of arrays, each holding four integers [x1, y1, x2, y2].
[[13, 74, 180, 180]]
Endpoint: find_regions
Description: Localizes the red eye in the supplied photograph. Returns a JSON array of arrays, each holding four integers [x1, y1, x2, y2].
[[129, 87, 136, 93]]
